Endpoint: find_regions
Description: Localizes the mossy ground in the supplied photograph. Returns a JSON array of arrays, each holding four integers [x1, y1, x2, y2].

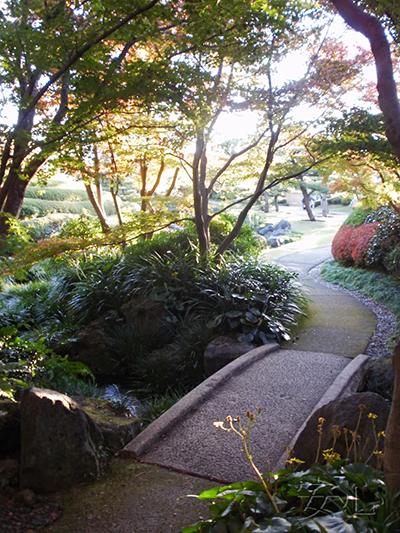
[[48, 460, 215, 533]]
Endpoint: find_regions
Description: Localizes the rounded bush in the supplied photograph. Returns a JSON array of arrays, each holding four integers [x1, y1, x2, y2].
[[383, 243, 400, 279], [351, 223, 379, 267], [331, 224, 355, 265], [332, 223, 378, 267], [365, 207, 400, 273]]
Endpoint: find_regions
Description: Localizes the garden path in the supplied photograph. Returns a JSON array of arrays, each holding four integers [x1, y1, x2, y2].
[[49, 244, 378, 533]]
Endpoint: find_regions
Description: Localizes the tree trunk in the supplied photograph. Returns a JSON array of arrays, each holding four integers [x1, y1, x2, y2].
[[111, 188, 123, 226], [84, 183, 110, 233], [384, 340, 400, 495], [330, 1, 400, 495], [165, 167, 179, 197], [193, 133, 211, 257], [93, 145, 105, 215], [0, 147, 47, 234], [330, 0, 400, 164], [300, 183, 316, 221], [139, 159, 148, 213]]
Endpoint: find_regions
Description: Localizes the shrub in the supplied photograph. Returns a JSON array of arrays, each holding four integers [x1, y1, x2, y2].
[[118, 250, 306, 345], [343, 206, 373, 227], [384, 243, 400, 279], [365, 206, 400, 275], [180, 463, 396, 533], [209, 214, 261, 257], [332, 223, 378, 267], [22, 215, 69, 241], [328, 196, 350, 205], [0, 325, 93, 400], [331, 224, 355, 265], [351, 223, 379, 267]]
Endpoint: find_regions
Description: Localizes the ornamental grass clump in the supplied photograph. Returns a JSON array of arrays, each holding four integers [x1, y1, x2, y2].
[[180, 409, 399, 533]]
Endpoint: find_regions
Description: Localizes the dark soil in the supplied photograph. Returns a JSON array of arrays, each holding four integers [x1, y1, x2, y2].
[[0, 491, 62, 532]]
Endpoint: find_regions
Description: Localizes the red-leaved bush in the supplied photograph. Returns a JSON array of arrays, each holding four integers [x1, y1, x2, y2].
[[351, 223, 379, 266], [332, 223, 379, 267], [331, 225, 355, 265]]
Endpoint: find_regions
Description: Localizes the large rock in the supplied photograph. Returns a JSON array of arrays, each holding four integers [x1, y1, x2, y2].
[[0, 457, 19, 487], [19, 388, 140, 493], [292, 392, 389, 469], [204, 336, 256, 376], [71, 314, 121, 375], [0, 398, 20, 456], [20, 388, 104, 493], [259, 224, 275, 236], [267, 235, 286, 248], [274, 219, 291, 233], [120, 296, 172, 341]]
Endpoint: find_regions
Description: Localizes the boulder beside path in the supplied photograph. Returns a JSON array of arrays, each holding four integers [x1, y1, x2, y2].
[[18, 387, 140, 493]]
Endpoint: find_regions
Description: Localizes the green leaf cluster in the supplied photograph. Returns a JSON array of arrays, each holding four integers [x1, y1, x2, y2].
[[180, 462, 398, 532], [0, 325, 93, 400]]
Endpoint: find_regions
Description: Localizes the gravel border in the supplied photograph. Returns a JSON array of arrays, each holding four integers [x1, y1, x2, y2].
[[309, 264, 397, 360]]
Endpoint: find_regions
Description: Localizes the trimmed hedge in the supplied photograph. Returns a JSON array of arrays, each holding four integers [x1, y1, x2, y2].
[[331, 223, 378, 267], [332, 206, 400, 278]]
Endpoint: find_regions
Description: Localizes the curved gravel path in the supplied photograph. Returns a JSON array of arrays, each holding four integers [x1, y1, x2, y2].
[[310, 265, 397, 360]]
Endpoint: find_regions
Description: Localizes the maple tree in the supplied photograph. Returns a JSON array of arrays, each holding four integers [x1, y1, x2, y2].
[[183, 30, 367, 257], [329, 0, 400, 496], [0, 0, 279, 239], [313, 109, 400, 212]]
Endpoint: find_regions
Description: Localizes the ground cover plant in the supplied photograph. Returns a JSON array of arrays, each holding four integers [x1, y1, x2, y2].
[[180, 410, 398, 533], [0, 219, 306, 424]]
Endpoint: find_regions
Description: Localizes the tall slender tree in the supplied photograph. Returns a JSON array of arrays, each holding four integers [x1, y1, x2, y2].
[[329, 0, 400, 495], [0, 0, 275, 239]]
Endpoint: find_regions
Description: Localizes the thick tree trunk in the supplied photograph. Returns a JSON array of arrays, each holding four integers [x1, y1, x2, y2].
[[330, 0, 400, 164], [0, 174, 31, 236], [384, 340, 400, 495], [330, 0, 400, 495], [300, 184, 316, 221]]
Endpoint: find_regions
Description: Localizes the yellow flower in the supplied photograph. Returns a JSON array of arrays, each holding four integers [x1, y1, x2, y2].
[[286, 458, 305, 465], [368, 413, 378, 419]]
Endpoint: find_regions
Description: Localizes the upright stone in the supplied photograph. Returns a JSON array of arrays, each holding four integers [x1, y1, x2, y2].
[[292, 392, 389, 469], [20, 388, 104, 493]]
